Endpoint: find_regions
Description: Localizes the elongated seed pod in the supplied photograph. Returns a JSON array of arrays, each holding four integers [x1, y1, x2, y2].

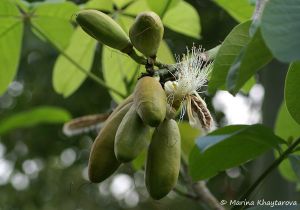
[[88, 102, 132, 183], [76, 10, 132, 52], [145, 119, 181, 200], [129, 11, 164, 57], [134, 76, 167, 127], [114, 105, 152, 162]]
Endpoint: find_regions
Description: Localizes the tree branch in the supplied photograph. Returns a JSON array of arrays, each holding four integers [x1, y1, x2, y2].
[[192, 181, 224, 210], [178, 157, 225, 210], [173, 187, 199, 200]]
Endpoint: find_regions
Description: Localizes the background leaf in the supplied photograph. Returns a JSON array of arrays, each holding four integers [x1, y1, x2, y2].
[[0, 106, 71, 135], [31, 1, 78, 50], [116, 15, 134, 34], [208, 21, 251, 93], [189, 124, 282, 180], [275, 102, 300, 182], [0, 0, 23, 95], [213, 0, 254, 23], [85, 0, 113, 11], [285, 62, 300, 125], [156, 40, 175, 64], [162, 1, 201, 39], [102, 46, 140, 103], [226, 29, 272, 95], [241, 76, 256, 94], [146, 0, 181, 18], [125, 0, 150, 16], [275, 102, 300, 141], [289, 155, 300, 181], [261, 0, 300, 62], [53, 28, 97, 97], [113, 0, 133, 9], [178, 122, 200, 162], [132, 150, 146, 171]]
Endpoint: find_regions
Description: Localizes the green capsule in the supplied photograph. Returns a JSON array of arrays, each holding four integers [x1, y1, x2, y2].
[[134, 76, 167, 127], [88, 102, 132, 183], [145, 119, 181, 200], [76, 10, 132, 52], [129, 11, 164, 57], [114, 105, 152, 162]]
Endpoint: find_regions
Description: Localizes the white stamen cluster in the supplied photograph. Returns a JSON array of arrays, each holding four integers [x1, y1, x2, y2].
[[175, 46, 211, 96], [164, 45, 213, 131]]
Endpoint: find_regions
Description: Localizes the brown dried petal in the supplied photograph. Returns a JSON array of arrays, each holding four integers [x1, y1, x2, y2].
[[190, 95, 212, 131], [63, 113, 111, 136]]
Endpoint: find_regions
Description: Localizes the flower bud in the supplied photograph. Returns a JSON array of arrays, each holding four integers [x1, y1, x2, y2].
[[114, 105, 152, 162], [145, 119, 181, 199], [76, 10, 132, 52], [134, 76, 167, 127], [88, 102, 132, 183], [129, 11, 164, 57]]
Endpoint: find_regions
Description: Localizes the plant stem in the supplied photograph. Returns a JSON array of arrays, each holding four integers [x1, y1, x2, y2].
[[177, 157, 225, 210], [232, 137, 300, 210], [126, 49, 147, 65], [173, 187, 199, 200], [31, 25, 126, 98]]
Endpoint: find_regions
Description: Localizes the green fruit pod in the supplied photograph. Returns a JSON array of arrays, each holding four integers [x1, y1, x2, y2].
[[76, 9, 132, 52], [88, 102, 132, 183], [129, 11, 164, 57], [114, 105, 152, 162], [145, 119, 181, 200], [134, 76, 167, 127]]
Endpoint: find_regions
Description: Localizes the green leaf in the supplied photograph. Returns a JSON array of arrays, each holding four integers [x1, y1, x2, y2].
[[113, 0, 133, 9], [16, 0, 29, 13], [156, 40, 175, 64], [53, 28, 97, 97], [275, 103, 300, 182], [102, 46, 140, 103], [278, 154, 299, 183], [178, 122, 200, 162], [0, 0, 23, 95], [116, 15, 134, 34], [241, 76, 255, 94], [84, 0, 113, 11], [208, 21, 251, 93], [261, 0, 300, 62], [31, 1, 78, 50], [213, 0, 254, 23], [226, 29, 272, 95], [132, 149, 146, 171], [162, 1, 200, 39], [285, 62, 300, 125], [125, 0, 150, 16], [189, 124, 282, 180], [146, 0, 181, 18], [290, 155, 300, 181], [275, 102, 300, 141], [0, 106, 71, 135]]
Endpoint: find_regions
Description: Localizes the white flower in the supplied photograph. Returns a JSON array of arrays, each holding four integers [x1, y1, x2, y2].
[[164, 46, 213, 131]]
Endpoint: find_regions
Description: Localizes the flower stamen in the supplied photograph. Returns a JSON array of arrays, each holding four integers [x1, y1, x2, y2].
[[164, 45, 214, 131]]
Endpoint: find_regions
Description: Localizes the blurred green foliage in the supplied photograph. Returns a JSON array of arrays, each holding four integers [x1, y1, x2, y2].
[[0, 0, 300, 209]]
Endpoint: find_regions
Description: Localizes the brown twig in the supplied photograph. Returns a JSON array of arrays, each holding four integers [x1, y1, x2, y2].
[[176, 157, 225, 210], [173, 187, 199, 200]]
